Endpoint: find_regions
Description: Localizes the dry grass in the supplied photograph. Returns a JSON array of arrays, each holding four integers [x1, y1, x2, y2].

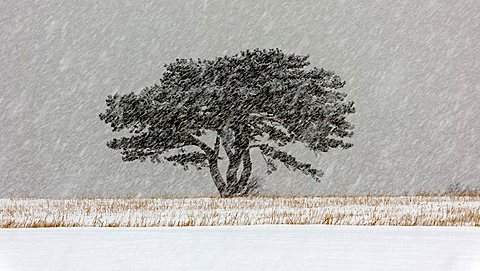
[[1, 196, 480, 228]]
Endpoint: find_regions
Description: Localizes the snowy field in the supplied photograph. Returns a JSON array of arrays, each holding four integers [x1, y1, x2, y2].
[[0, 225, 479, 271], [1, 196, 480, 227]]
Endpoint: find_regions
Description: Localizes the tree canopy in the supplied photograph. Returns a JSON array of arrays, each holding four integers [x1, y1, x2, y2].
[[99, 48, 355, 197]]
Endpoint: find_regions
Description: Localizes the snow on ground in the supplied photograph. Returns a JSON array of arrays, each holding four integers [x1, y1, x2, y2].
[[0, 225, 479, 271]]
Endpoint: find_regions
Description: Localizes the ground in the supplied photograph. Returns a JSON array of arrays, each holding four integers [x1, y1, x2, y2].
[[2, 196, 480, 227], [1, 225, 479, 271]]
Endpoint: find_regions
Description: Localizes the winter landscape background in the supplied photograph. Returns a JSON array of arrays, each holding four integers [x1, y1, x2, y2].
[[1, 0, 479, 198]]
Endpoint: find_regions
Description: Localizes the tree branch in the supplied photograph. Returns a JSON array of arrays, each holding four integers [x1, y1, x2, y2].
[[165, 152, 208, 170], [181, 133, 214, 156], [259, 144, 323, 181]]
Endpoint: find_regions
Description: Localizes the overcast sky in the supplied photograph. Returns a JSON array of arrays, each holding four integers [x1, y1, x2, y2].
[[1, 0, 479, 197]]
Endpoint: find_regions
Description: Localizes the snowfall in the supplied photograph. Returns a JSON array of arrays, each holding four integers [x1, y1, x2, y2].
[[1, 225, 479, 271]]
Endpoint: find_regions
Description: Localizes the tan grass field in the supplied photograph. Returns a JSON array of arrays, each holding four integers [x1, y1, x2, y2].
[[1, 196, 480, 228]]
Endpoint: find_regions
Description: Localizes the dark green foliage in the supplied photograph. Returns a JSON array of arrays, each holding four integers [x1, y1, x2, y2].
[[258, 144, 321, 181], [99, 48, 355, 197]]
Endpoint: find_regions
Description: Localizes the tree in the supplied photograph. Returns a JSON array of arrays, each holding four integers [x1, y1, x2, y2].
[[99, 49, 355, 197]]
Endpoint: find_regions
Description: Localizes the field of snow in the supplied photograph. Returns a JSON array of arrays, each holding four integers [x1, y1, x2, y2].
[[1, 225, 479, 271], [1, 196, 480, 227]]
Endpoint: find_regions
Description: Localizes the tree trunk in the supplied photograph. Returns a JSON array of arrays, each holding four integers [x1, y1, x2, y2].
[[225, 148, 253, 196], [205, 134, 228, 197], [207, 156, 228, 197], [225, 151, 243, 195], [236, 149, 252, 195], [209, 127, 254, 197]]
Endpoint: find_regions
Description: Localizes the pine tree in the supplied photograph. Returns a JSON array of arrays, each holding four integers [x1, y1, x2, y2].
[[99, 49, 355, 197]]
